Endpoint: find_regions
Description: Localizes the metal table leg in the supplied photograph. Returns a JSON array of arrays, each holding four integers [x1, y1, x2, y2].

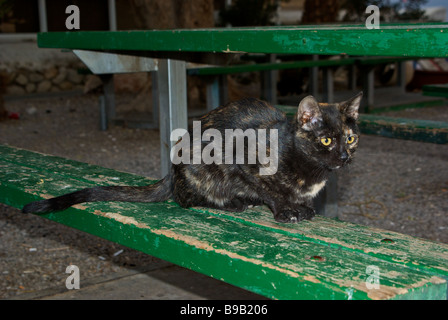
[[314, 172, 338, 218], [157, 59, 188, 177]]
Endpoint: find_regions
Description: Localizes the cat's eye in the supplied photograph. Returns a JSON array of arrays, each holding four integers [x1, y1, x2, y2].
[[346, 135, 356, 144], [320, 137, 332, 146]]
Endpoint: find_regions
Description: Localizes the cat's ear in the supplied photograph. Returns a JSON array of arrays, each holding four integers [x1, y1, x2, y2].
[[339, 92, 363, 121], [297, 96, 322, 131]]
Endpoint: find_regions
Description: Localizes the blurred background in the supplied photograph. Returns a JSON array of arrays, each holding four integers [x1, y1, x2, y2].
[[0, 0, 447, 104], [0, 0, 447, 299]]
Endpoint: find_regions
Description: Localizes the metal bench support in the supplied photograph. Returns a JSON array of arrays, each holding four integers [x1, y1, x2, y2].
[[322, 67, 334, 103], [151, 71, 160, 128], [206, 77, 220, 111], [309, 55, 319, 97], [397, 61, 407, 93], [99, 74, 116, 123], [362, 67, 375, 113], [157, 59, 188, 177], [314, 172, 338, 218]]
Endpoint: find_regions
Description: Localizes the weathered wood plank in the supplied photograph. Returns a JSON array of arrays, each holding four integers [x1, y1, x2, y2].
[[192, 206, 448, 281], [1, 172, 445, 299], [358, 114, 448, 144], [367, 98, 446, 114], [1, 145, 447, 299], [38, 23, 448, 58]]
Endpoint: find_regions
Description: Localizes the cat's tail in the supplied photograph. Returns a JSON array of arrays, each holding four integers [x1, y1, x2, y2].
[[22, 176, 172, 214]]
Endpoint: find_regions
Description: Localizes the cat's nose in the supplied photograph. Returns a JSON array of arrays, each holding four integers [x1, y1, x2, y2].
[[340, 150, 349, 162]]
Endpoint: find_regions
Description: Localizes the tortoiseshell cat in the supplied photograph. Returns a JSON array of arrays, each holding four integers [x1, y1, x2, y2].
[[23, 92, 362, 223]]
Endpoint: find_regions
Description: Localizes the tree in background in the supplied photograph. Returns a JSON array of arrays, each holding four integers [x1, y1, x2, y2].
[[396, 0, 428, 21], [128, 0, 214, 29], [124, 0, 215, 110], [0, 0, 16, 32], [219, 0, 279, 27], [302, 0, 340, 24]]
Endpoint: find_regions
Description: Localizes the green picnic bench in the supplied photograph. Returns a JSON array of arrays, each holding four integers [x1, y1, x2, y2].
[[74, 51, 443, 133], [188, 55, 437, 113], [1, 144, 447, 300], [3, 23, 448, 299], [188, 57, 356, 105]]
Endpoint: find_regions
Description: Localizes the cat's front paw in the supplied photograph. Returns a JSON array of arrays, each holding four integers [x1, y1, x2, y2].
[[274, 206, 315, 223]]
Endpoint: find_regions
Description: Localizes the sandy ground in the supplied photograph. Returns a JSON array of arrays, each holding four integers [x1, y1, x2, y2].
[[0, 92, 447, 299]]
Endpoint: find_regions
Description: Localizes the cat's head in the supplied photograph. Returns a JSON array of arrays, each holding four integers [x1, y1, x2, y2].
[[295, 92, 363, 170]]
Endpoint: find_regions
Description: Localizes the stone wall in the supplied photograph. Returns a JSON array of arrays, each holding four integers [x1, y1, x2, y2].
[[5, 64, 87, 95], [1, 39, 154, 97], [1, 38, 88, 96]]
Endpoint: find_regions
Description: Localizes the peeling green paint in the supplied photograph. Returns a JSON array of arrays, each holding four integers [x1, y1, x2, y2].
[[38, 23, 448, 58]]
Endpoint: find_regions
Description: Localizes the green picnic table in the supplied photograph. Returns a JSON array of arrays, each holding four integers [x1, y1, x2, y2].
[[3, 23, 447, 300], [37, 23, 448, 176]]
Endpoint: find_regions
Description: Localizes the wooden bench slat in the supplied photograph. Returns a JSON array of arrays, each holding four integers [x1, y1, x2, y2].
[[193, 207, 448, 280], [38, 24, 448, 58], [0, 146, 154, 188], [1, 145, 447, 299]]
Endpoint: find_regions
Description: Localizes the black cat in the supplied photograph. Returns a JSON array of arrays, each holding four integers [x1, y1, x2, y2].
[[23, 92, 362, 223]]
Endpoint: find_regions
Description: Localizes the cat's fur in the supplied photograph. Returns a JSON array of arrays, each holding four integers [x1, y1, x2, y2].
[[22, 93, 362, 223]]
